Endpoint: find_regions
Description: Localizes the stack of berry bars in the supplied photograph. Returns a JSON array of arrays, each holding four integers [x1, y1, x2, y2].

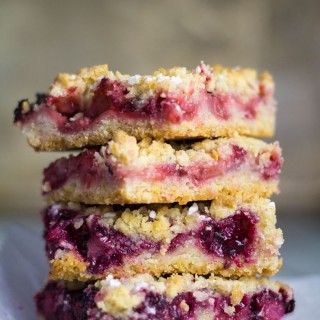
[[14, 62, 295, 319]]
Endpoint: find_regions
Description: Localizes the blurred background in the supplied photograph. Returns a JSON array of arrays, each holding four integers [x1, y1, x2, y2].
[[0, 0, 319, 276]]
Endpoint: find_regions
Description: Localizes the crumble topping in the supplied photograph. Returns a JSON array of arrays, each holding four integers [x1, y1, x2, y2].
[[96, 284, 142, 316], [35, 275, 294, 319], [47, 62, 273, 105], [105, 130, 281, 168]]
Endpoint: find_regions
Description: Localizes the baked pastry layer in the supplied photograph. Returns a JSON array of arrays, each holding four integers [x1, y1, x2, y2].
[[43, 131, 282, 205], [44, 198, 282, 281], [35, 274, 294, 320], [14, 62, 275, 150]]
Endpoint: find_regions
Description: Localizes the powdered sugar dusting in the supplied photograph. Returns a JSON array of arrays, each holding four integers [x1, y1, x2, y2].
[[146, 306, 156, 315], [128, 75, 141, 85], [187, 203, 199, 215], [134, 282, 149, 291], [103, 212, 116, 218], [150, 73, 183, 85], [105, 275, 121, 287], [50, 204, 61, 215], [149, 211, 157, 219]]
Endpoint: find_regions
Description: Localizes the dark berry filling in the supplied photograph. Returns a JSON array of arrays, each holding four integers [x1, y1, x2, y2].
[[249, 289, 292, 320], [167, 233, 190, 253], [15, 79, 200, 132], [133, 290, 209, 319], [133, 289, 294, 320], [86, 78, 198, 124], [279, 288, 296, 314], [15, 75, 269, 134], [43, 206, 159, 274], [47, 87, 83, 116], [44, 205, 259, 275], [197, 209, 258, 265], [43, 149, 102, 191], [133, 291, 172, 319], [14, 93, 47, 122], [35, 282, 294, 320], [34, 281, 99, 320], [168, 209, 258, 267]]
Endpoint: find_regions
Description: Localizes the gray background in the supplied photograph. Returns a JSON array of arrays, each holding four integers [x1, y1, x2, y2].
[[0, 0, 319, 279]]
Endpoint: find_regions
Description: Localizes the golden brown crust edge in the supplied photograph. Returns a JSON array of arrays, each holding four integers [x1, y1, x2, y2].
[[49, 251, 282, 282], [21, 108, 274, 151], [45, 174, 279, 206]]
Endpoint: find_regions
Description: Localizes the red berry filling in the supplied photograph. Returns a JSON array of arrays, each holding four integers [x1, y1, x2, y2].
[[43, 206, 159, 274], [35, 282, 294, 320], [44, 205, 259, 273], [168, 209, 259, 267], [145, 145, 246, 186], [43, 144, 258, 195], [47, 87, 83, 116], [261, 151, 283, 180], [15, 76, 268, 134], [43, 149, 102, 191], [207, 93, 232, 120]]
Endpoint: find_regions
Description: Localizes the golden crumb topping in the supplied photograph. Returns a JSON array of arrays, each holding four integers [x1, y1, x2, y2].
[[103, 130, 281, 168], [93, 274, 291, 316], [48, 62, 273, 104]]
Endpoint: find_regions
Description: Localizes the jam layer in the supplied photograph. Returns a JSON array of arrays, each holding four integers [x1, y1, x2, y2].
[[15, 81, 268, 132], [42, 132, 283, 205], [14, 63, 275, 150], [35, 275, 295, 320], [44, 199, 283, 280]]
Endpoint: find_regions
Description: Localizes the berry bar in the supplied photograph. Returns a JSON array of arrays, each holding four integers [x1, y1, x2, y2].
[[43, 131, 283, 205], [14, 62, 275, 151], [35, 274, 294, 320], [44, 198, 283, 281]]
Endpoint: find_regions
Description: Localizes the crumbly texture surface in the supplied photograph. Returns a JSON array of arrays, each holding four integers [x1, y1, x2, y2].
[[35, 274, 294, 320], [43, 131, 282, 205], [94, 274, 293, 312], [46, 198, 283, 281], [15, 62, 275, 151]]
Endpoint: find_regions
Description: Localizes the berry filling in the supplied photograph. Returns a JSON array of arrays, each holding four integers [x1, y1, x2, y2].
[[44, 206, 259, 274], [43, 206, 159, 274], [168, 209, 258, 267], [197, 209, 258, 266], [47, 87, 83, 116], [132, 290, 210, 319], [34, 281, 99, 320], [35, 282, 295, 320], [15, 76, 268, 134], [43, 149, 92, 190], [43, 143, 280, 195], [43, 149, 107, 191], [261, 151, 283, 180], [137, 145, 247, 186]]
